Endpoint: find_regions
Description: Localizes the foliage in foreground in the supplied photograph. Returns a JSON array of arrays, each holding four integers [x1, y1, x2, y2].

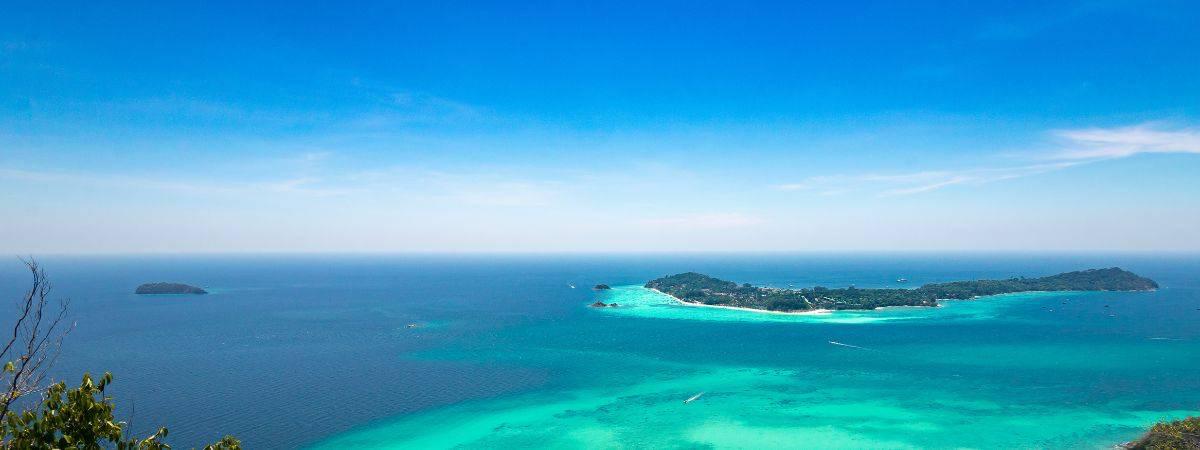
[[1, 260, 240, 448], [2, 372, 240, 450], [1127, 417, 1200, 450]]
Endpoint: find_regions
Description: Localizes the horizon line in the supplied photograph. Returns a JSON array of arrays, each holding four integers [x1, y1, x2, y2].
[[8, 249, 1200, 257]]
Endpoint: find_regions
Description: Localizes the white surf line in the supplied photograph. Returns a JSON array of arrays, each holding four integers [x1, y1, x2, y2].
[[683, 392, 705, 404], [1148, 337, 1185, 341]]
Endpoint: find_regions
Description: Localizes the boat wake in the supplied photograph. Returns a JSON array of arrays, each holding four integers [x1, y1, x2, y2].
[[829, 340, 875, 351]]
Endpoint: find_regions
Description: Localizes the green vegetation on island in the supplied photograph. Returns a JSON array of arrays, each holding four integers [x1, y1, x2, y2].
[[645, 268, 1158, 312], [135, 282, 208, 295], [1125, 416, 1200, 449]]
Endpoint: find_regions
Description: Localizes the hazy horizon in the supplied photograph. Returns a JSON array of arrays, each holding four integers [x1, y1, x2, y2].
[[14, 250, 1200, 258], [3, 1, 1199, 253]]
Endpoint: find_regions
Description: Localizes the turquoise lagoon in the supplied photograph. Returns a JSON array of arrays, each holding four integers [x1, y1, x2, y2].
[[310, 257, 1200, 449]]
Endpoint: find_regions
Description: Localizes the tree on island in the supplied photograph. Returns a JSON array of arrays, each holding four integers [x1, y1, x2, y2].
[[1, 259, 240, 449], [1125, 416, 1200, 449], [646, 269, 1158, 312]]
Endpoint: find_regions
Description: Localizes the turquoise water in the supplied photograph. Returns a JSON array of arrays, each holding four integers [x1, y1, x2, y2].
[[595, 284, 1039, 324], [307, 256, 1200, 449], [310, 287, 1198, 449], [4, 254, 1197, 448]]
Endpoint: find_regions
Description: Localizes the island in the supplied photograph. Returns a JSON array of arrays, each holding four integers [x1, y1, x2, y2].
[[645, 268, 1157, 312], [593, 284, 611, 290], [1124, 416, 1199, 449], [135, 282, 208, 295]]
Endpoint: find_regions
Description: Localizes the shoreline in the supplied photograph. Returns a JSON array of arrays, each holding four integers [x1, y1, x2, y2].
[[641, 286, 1112, 316], [647, 288, 834, 315]]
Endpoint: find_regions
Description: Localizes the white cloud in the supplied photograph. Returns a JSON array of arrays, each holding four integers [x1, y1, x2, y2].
[[776, 123, 1199, 197], [295, 151, 332, 163], [881, 176, 972, 196], [258, 177, 358, 196], [638, 213, 763, 230], [390, 92, 480, 119], [337, 166, 569, 208], [444, 181, 561, 207], [1051, 124, 1200, 160], [0, 167, 354, 197], [2, 41, 29, 53], [775, 162, 1083, 197]]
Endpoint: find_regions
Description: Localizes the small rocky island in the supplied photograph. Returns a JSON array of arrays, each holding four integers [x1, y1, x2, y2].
[[593, 284, 611, 290], [135, 282, 208, 295], [646, 268, 1157, 312]]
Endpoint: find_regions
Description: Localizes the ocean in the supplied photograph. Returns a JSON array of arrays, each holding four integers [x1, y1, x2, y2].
[[2, 254, 1197, 449]]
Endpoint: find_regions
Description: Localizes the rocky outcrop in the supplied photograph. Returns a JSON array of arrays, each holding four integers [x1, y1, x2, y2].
[[135, 282, 207, 295]]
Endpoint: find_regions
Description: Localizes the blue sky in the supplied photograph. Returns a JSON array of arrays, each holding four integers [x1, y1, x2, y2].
[[2, 0, 1199, 252]]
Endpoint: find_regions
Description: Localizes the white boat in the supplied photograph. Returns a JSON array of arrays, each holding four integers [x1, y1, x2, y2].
[[683, 392, 705, 404]]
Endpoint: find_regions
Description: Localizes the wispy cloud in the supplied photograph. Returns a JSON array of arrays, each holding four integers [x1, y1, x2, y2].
[[881, 175, 972, 196], [0, 166, 355, 197], [1, 41, 30, 54], [294, 151, 333, 164], [441, 180, 561, 207], [776, 123, 1199, 197], [18, 83, 488, 136], [258, 177, 359, 196], [1051, 124, 1200, 160], [973, 2, 1135, 42], [0, 162, 570, 207], [0, 167, 237, 195], [776, 162, 1082, 197], [337, 165, 568, 208], [638, 213, 763, 230], [390, 92, 481, 120]]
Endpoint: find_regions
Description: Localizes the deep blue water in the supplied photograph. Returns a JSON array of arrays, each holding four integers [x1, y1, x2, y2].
[[0, 254, 1197, 448]]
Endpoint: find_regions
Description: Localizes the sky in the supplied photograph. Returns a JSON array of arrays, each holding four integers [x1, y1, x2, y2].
[[2, 0, 1199, 253]]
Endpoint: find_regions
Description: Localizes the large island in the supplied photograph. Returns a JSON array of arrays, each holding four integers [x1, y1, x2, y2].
[[645, 268, 1157, 312]]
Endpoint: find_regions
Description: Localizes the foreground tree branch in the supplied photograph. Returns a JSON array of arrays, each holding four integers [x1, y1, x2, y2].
[[0, 258, 73, 420], [0, 259, 241, 448]]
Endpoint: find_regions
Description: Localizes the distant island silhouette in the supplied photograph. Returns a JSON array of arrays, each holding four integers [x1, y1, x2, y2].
[[135, 282, 208, 295]]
